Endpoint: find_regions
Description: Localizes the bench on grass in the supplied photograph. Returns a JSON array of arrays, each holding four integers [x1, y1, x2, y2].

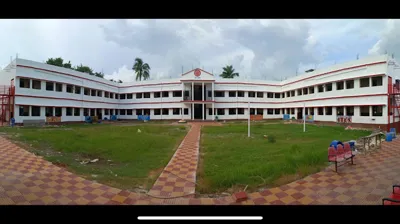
[[327, 142, 355, 172], [382, 185, 400, 205], [23, 119, 46, 127]]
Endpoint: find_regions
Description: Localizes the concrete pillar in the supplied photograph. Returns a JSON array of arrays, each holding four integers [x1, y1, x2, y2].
[[192, 82, 194, 101], [181, 82, 184, 101], [212, 103, 214, 120], [192, 103, 194, 120], [202, 82, 204, 101], [212, 82, 214, 101], [202, 103, 205, 120]]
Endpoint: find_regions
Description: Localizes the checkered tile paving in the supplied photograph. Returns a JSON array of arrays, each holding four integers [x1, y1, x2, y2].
[[148, 122, 221, 198], [241, 137, 400, 205], [0, 126, 399, 205]]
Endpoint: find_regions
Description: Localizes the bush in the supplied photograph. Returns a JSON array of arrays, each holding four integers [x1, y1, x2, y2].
[[268, 135, 276, 143]]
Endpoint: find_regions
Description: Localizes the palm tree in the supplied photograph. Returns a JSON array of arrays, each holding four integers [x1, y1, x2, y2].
[[220, 65, 239, 78], [133, 58, 151, 81]]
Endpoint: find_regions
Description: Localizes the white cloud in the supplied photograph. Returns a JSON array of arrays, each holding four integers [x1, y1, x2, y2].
[[0, 19, 393, 83]]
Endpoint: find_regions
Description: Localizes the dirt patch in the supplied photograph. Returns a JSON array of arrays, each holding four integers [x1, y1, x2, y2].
[[52, 161, 68, 168], [144, 167, 165, 189], [148, 167, 165, 179], [274, 173, 301, 186]]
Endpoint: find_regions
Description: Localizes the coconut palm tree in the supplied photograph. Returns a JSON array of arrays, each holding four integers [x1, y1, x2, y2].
[[133, 58, 151, 81], [220, 65, 239, 78]]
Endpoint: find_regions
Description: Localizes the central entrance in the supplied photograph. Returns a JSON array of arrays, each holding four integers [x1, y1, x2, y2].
[[193, 104, 207, 120]]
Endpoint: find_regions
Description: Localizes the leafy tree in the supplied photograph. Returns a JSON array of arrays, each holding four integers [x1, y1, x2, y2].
[[118, 80, 123, 83], [63, 61, 72, 69], [94, 72, 104, 78], [133, 58, 150, 81], [220, 65, 239, 78], [75, 64, 94, 75], [46, 57, 64, 67], [45, 57, 114, 80]]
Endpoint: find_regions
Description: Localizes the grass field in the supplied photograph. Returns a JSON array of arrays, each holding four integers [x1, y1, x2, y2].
[[0, 123, 188, 191], [198, 123, 370, 194]]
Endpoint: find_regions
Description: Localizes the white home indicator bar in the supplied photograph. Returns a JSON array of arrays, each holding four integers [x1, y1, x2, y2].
[[137, 216, 263, 220]]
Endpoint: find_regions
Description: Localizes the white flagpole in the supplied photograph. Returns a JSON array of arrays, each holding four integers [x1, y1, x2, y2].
[[248, 101, 250, 137], [303, 103, 306, 132]]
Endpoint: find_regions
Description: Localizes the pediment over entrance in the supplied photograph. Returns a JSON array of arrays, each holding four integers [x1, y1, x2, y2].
[[180, 68, 215, 81]]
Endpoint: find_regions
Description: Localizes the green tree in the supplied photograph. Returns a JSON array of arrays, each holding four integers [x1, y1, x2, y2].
[[46, 57, 64, 67], [133, 58, 150, 81], [94, 72, 104, 78], [63, 61, 72, 69], [45, 57, 106, 79], [220, 65, 239, 78], [75, 64, 94, 75]]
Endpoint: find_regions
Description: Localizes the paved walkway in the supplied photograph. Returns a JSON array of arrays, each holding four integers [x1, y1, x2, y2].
[[147, 124, 201, 198], [0, 124, 399, 205]]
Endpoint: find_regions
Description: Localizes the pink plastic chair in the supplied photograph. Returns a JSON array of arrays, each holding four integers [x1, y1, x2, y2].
[[336, 145, 345, 162], [343, 143, 352, 159], [328, 147, 336, 162]]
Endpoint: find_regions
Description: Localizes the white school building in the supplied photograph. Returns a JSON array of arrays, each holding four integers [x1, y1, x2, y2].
[[0, 54, 399, 131]]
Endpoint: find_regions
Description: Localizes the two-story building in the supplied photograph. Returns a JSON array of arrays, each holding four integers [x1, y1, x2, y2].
[[0, 54, 399, 131]]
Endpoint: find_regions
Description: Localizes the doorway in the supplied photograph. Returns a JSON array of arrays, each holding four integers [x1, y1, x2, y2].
[[193, 104, 206, 120], [194, 85, 203, 101], [297, 108, 303, 120]]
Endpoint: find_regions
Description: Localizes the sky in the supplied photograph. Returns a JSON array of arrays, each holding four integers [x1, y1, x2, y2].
[[0, 19, 398, 83]]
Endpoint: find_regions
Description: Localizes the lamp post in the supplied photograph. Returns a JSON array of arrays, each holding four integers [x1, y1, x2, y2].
[[248, 101, 250, 137], [303, 103, 306, 132]]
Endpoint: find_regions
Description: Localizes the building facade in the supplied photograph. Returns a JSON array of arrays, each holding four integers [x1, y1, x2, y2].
[[1, 54, 399, 130]]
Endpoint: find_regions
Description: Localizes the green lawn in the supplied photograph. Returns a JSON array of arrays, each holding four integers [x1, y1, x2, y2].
[[0, 123, 188, 191], [198, 123, 370, 194]]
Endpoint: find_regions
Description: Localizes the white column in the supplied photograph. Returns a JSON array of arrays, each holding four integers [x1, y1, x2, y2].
[[212, 82, 214, 101], [212, 103, 214, 120], [181, 82, 184, 101], [191, 103, 194, 120], [202, 82, 204, 101], [192, 82, 194, 101], [202, 103, 205, 120]]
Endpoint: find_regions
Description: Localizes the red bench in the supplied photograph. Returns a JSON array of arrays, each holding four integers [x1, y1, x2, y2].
[[327, 143, 355, 172], [382, 185, 400, 205]]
